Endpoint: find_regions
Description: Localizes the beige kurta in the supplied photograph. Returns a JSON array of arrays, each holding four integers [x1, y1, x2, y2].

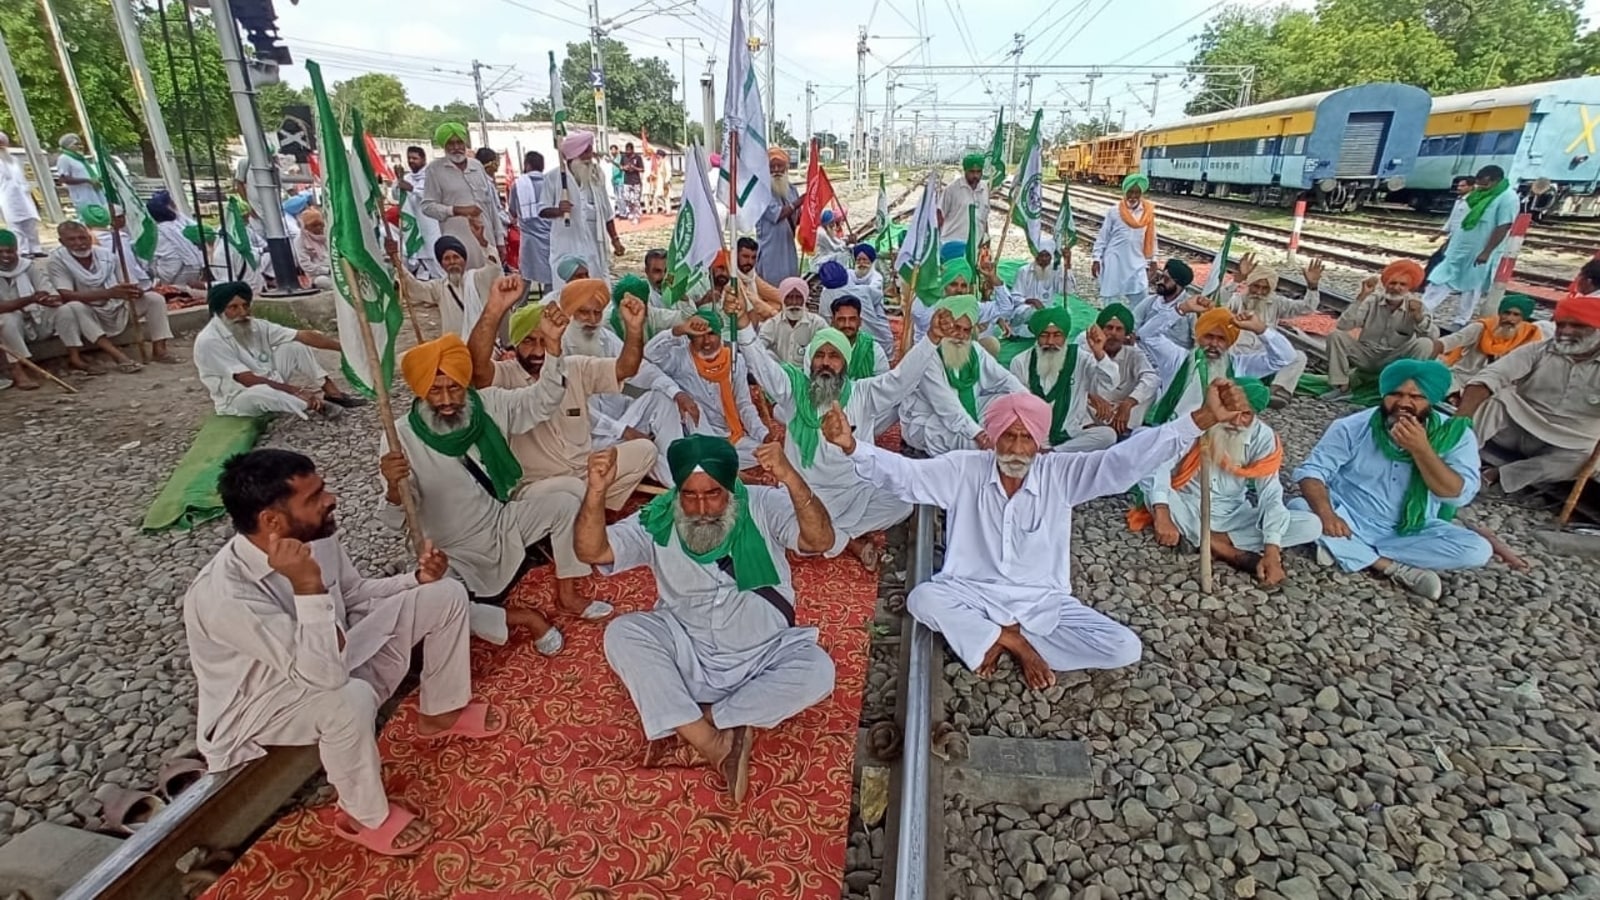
[[420, 157, 503, 269], [46, 246, 173, 344], [758, 311, 830, 367], [399, 265, 500, 340], [1468, 342, 1600, 452], [1440, 320, 1555, 393]]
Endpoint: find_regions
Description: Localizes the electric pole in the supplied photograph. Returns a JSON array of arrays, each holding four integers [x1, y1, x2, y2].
[[854, 26, 867, 184], [471, 60, 491, 146], [700, 63, 716, 152], [1084, 69, 1101, 137], [1005, 32, 1023, 164], [37, 0, 95, 149], [765, 0, 776, 131], [0, 26, 63, 222], [589, 0, 609, 150], [804, 81, 814, 158]]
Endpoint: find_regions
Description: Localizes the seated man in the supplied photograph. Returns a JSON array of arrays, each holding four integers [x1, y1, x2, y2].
[[1013, 239, 1065, 316], [1291, 359, 1490, 600], [293, 207, 334, 290], [758, 276, 828, 367], [1432, 293, 1548, 399], [147, 191, 209, 290], [1455, 294, 1600, 494], [580, 435, 843, 803], [644, 308, 769, 466], [830, 294, 889, 379], [379, 306, 610, 652], [193, 281, 367, 418], [1323, 261, 1437, 402], [1084, 303, 1159, 440], [1140, 378, 1321, 585], [1006, 307, 1118, 452], [736, 286, 945, 568], [900, 294, 1026, 455], [48, 220, 177, 373], [0, 228, 72, 391], [1226, 254, 1321, 408], [607, 273, 687, 337], [732, 235, 782, 309], [467, 276, 658, 508], [846, 245, 893, 351], [906, 260, 1015, 350], [395, 235, 499, 340], [1140, 302, 1296, 426], [1131, 259, 1195, 349], [828, 385, 1251, 689], [186, 449, 500, 857]]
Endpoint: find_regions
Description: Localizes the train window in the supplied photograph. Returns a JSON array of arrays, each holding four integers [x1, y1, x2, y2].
[[1462, 133, 1482, 155], [1495, 130, 1520, 154], [1441, 135, 1464, 156]]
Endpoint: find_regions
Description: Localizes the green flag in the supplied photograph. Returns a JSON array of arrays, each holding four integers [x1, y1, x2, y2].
[[985, 110, 1006, 191], [222, 195, 257, 271], [90, 133, 157, 263], [1052, 181, 1078, 252], [308, 60, 404, 400], [549, 51, 568, 138], [1010, 110, 1045, 254]]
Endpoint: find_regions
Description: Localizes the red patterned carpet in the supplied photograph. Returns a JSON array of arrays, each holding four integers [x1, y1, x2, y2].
[[206, 549, 879, 900]]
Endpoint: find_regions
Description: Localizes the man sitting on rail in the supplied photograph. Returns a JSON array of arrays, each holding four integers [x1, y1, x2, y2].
[[1577, 259, 1600, 300], [1138, 300, 1297, 426], [1131, 259, 1196, 349], [1291, 359, 1490, 600], [1429, 294, 1549, 399], [1138, 378, 1322, 586], [1421, 165, 1521, 330], [900, 294, 1027, 455], [827, 384, 1251, 690], [580, 435, 842, 803], [1454, 294, 1600, 495], [187, 449, 501, 857], [1083, 303, 1160, 440], [1226, 253, 1322, 409], [1007, 306, 1119, 452], [644, 306, 770, 467], [1322, 261, 1437, 403], [1093, 174, 1157, 306]]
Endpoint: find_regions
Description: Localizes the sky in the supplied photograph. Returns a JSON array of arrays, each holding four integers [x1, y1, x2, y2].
[[271, 0, 1600, 150]]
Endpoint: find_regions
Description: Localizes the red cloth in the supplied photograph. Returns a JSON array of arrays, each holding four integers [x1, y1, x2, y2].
[[1555, 295, 1600, 328], [362, 135, 394, 181], [797, 140, 843, 255]]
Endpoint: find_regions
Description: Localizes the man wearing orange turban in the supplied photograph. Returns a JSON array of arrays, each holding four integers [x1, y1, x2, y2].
[[381, 285, 614, 653], [1137, 293, 1297, 425], [1456, 288, 1600, 493], [1322, 260, 1438, 402]]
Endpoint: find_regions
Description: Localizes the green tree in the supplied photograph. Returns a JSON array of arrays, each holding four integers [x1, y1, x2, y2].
[[256, 83, 311, 131], [537, 39, 688, 145], [329, 73, 412, 135], [406, 100, 487, 139]]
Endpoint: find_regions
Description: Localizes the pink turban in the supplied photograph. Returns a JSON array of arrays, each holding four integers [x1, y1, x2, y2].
[[561, 131, 596, 161], [778, 276, 809, 303], [981, 392, 1052, 448]]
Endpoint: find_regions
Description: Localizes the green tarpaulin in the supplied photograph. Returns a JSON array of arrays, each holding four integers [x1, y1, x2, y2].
[[142, 414, 267, 532]]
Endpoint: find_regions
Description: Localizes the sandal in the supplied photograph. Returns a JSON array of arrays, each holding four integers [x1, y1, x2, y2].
[[419, 701, 505, 740], [115, 361, 143, 374], [718, 726, 753, 803], [158, 756, 209, 800], [559, 599, 614, 620], [152, 354, 184, 365], [94, 786, 167, 835], [332, 803, 429, 857]]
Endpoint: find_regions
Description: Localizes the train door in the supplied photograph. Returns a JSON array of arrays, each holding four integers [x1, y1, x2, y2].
[[1458, 110, 1493, 173], [1335, 112, 1391, 177]]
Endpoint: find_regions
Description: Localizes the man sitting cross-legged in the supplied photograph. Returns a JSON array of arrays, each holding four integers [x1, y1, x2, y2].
[[379, 289, 611, 653], [825, 383, 1253, 689], [578, 435, 844, 803], [1140, 378, 1322, 586], [184, 449, 502, 857], [1007, 307, 1120, 452], [1430, 293, 1548, 401], [644, 307, 769, 466], [1291, 359, 1491, 600], [1082, 303, 1160, 440]]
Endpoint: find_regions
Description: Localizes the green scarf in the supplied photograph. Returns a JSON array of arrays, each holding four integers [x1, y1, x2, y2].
[[847, 332, 878, 379], [782, 362, 854, 467], [1028, 345, 1079, 446], [59, 148, 100, 182], [1368, 409, 1471, 535], [407, 390, 523, 502], [1145, 350, 1234, 426], [946, 350, 982, 421], [638, 480, 782, 591], [1461, 178, 1510, 231]]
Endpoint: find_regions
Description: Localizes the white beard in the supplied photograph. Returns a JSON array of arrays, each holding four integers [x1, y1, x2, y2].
[[939, 338, 973, 370], [997, 453, 1034, 479], [673, 500, 740, 554], [1034, 347, 1066, 386], [771, 175, 792, 197], [568, 325, 607, 357], [420, 400, 473, 434], [1553, 330, 1600, 358], [569, 159, 598, 186], [783, 307, 806, 324], [447, 152, 468, 164], [1206, 424, 1251, 469]]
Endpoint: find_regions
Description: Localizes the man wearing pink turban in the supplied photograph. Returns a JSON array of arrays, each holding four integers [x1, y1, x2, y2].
[[538, 130, 626, 290], [825, 381, 1254, 691], [757, 276, 828, 367]]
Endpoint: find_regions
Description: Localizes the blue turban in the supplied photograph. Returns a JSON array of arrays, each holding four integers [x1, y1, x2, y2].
[[817, 260, 849, 289], [853, 243, 877, 262]]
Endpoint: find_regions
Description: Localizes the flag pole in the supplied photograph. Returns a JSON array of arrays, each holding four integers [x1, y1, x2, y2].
[[340, 256, 424, 554], [372, 191, 425, 343], [107, 226, 149, 362], [1199, 435, 1214, 594], [725, 128, 742, 362], [895, 264, 920, 366]]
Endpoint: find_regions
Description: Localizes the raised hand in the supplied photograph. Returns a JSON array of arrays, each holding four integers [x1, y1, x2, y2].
[[586, 447, 618, 489], [1407, 296, 1426, 320], [821, 403, 856, 454], [489, 273, 525, 309], [266, 533, 324, 595], [415, 540, 449, 585], [1359, 275, 1380, 296], [1233, 311, 1267, 335], [618, 295, 647, 333], [927, 309, 953, 345], [1237, 252, 1257, 282], [1085, 323, 1106, 355], [679, 315, 712, 338], [1202, 380, 1251, 428], [1304, 258, 1324, 290], [1390, 415, 1431, 455], [753, 441, 795, 480]]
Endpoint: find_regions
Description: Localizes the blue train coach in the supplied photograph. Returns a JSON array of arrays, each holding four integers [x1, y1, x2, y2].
[[1398, 76, 1600, 219], [1140, 83, 1433, 211]]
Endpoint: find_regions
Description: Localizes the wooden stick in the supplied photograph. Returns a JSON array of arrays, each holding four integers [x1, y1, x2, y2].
[[1199, 434, 1214, 594], [16, 355, 77, 393], [1557, 436, 1600, 526], [340, 258, 424, 555], [108, 227, 149, 362], [372, 191, 426, 344]]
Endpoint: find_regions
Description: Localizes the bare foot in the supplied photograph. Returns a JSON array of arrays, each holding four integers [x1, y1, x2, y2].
[[1482, 466, 1501, 487], [416, 704, 503, 736], [506, 607, 554, 638], [976, 640, 1004, 678], [1468, 523, 1531, 572], [848, 538, 881, 572], [1255, 552, 1286, 587], [338, 810, 432, 852], [9, 368, 38, 391], [998, 626, 1056, 690]]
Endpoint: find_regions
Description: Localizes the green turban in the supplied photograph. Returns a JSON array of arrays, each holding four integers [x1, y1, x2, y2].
[[207, 280, 251, 316], [1378, 358, 1452, 405], [1498, 294, 1536, 320], [1164, 258, 1194, 288], [806, 327, 853, 364], [1029, 306, 1072, 339], [0, 230, 15, 250], [664, 433, 741, 489], [961, 153, 985, 171], [80, 204, 111, 227], [1236, 377, 1271, 414], [509, 303, 543, 345], [613, 274, 650, 304], [1096, 303, 1134, 333], [434, 122, 468, 146], [939, 259, 974, 290], [933, 293, 980, 325], [637, 434, 780, 591], [1122, 173, 1150, 194], [693, 307, 725, 334]]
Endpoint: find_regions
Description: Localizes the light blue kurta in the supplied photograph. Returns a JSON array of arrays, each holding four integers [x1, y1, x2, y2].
[[756, 184, 802, 284], [1290, 410, 1491, 573], [1427, 189, 1519, 294]]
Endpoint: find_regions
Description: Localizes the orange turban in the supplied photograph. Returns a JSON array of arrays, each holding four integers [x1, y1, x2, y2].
[[767, 146, 790, 164], [1555, 295, 1600, 329], [401, 333, 473, 396], [1195, 307, 1240, 347], [1381, 259, 1425, 291], [712, 249, 730, 271], [559, 277, 610, 313]]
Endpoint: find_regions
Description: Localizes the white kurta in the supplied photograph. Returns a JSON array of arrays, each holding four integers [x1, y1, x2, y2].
[[46, 245, 173, 344], [900, 347, 1026, 455], [1013, 264, 1063, 304], [600, 486, 846, 740], [420, 157, 503, 270], [0, 156, 40, 233], [192, 315, 328, 417], [849, 417, 1211, 672], [563, 323, 687, 484], [1092, 201, 1155, 299], [1138, 301, 1296, 416], [400, 265, 499, 341], [151, 220, 207, 287], [0, 258, 66, 360], [758, 311, 830, 368], [540, 169, 615, 291], [1468, 341, 1600, 493], [643, 331, 769, 456], [1007, 346, 1119, 451], [938, 178, 989, 246], [846, 268, 893, 350], [55, 153, 106, 212], [1131, 292, 1192, 349]]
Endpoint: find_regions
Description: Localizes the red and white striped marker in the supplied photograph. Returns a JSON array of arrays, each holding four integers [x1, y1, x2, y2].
[[1484, 212, 1533, 311], [1286, 199, 1306, 265]]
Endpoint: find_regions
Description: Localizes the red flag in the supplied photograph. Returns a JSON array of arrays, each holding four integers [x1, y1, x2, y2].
[[362, 134, 394, 181], [308, 152, 322, 181], [797, 139, 844, 254]]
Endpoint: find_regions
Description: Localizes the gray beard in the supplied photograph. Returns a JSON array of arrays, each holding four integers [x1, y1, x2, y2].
[[997, 453, 1034, 478], [569, 325, 607, 356], [420, 400, 473, 434], [808, 369, 846, 410], [227, 318, 259, 350], [1553, 331, 1600, 358], [447, 272, 463, 288], [1034, 346, 1066, 384], [940, 338, 973, 370], [674, 501, 740, 555]]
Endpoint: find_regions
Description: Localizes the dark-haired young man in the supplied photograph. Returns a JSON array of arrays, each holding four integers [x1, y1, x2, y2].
[[182, 449, 502, 857]]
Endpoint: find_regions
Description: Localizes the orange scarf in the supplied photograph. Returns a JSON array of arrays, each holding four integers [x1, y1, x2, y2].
[[1442, 317, 1543, 366], [1118, 198, 1156, 260], [692, 347, 744, 443], [1126, 435, 1283, 532]]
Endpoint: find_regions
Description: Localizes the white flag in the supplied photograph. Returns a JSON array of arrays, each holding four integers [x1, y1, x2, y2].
[[1197, 223, 1239, 302], [549, 51, 568, 138], [665, 143, 724, 305], [894, 173, 940, 286], [720, 0, 771, 232], [1010, 110, 1045, 254]]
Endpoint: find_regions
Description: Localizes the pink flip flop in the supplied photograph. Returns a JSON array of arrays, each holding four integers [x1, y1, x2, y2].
[[333, 803, 428, 857], [419, 701, 505, 741]]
